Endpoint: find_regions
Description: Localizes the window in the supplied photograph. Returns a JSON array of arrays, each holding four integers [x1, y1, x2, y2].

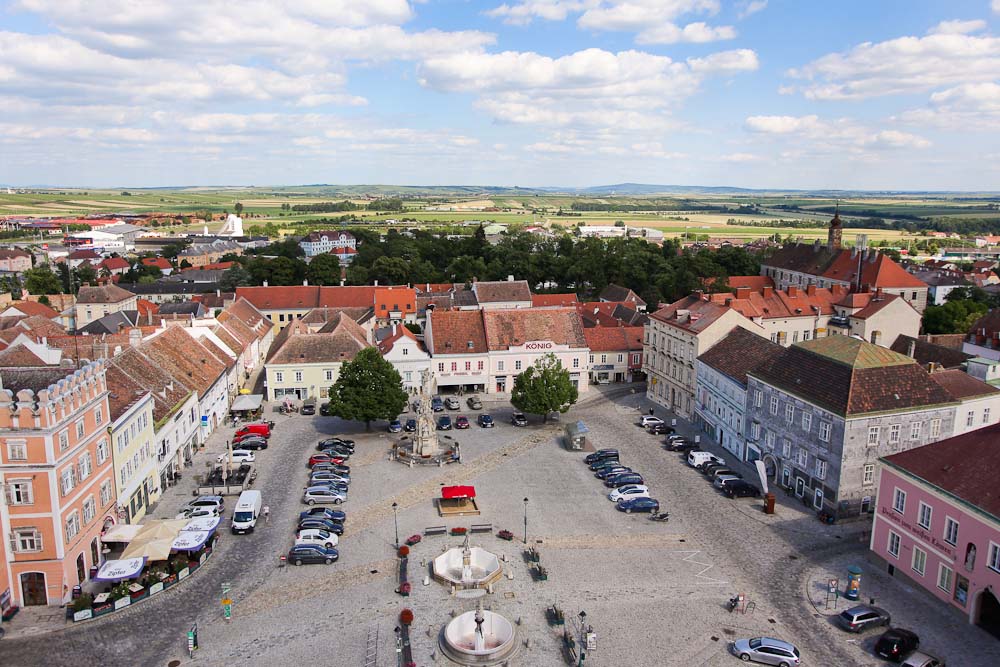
[[868, 426, 880, 446], [60, 467, 76, 495], [889, 424, 900, 444], [325, 369, 334, 381], [989, 543, 1000, 573], [450, 362, 457, 372], [887, 531, 901, 558], [769, 396, 779, 415], [753, 390, 763, 408], [944, 517, 959, 546], [477, 360, 484, 371], [781, 439, 791, 458], [785, 404, 794, 424], [83, 496, 96, 524], [917, 502, 932, 530], [497, 361, 504, 372], [515, 360, 522, 371], [402, 348, 408, 356], [819, 421, 831, 442], [96, 439, 109, 465], [803, 329, 811, 341], [59, 430, 69, 451], [937, 564, 953, 593], [892, 487, 906, 514], [589, 355, 594, 364], [100, 480, 113, 506], [294, 371, 303, 383], [438, 363, 445, 372], [12, 528, 42, 553], [617, 354, 624, 363], [94, 406, 103, 426], [765, 430, 775, 450], [801, 413, 812, 432], [796, 447, 808, 468], [792, 331, 799, 343], [78, 453, 93, 480], [863, 464, 875, 485], [815, 459, 827, 480], [910, 422, 922, 440], [912, 546, 927, 576], [465, 361, 471, 371], [966, 411, 975, 428], [985, 408, 992, 424], [65, 511, 81, 541], [76, 419, 85, 438], [6, 480, 33, 505], [930, 419, 941, 437], [572, 358, 579, 369], [7, 441, 27, 460], [275, 371, 284, 383], [600, 354, 607, 364], [750, 422, 761, 439], [404, 371, 411, 382]]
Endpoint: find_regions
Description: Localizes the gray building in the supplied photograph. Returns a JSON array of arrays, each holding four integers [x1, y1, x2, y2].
[[745, 336, 957, 519]]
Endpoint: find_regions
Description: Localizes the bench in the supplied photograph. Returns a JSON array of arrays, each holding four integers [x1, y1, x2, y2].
[[423, 525, 448, 537], [470, 523, 493, 534]]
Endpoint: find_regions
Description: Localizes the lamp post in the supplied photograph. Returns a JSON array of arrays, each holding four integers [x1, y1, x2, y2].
[[523, 497, 529, 544], [394, 626, 402, 667], [392, 502, 399, 547], [578, 611, 587, 666]]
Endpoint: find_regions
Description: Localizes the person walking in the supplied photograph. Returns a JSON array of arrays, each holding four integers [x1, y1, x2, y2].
[[262, 505, 270, 524]]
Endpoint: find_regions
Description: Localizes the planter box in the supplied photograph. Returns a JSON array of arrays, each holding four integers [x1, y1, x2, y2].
[[73, 608, 93, 622], [178, 567, 190, 580], [113, 596, 131, 610], [92, 603, 113, 616], [148, 582, 164, 596]]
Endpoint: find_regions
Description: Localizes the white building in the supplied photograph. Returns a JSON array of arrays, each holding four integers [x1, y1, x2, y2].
[[378, 325, 431, 395], [928, 369, 1000, 437], [300, 230, 357, 257]]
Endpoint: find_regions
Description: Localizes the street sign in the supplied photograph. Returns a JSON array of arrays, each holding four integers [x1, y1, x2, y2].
[[222, 598, 232, 620], [222, 582, 232, 594], [187, 623, 199, 657]]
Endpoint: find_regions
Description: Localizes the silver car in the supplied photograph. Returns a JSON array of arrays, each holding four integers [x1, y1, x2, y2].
[[444, 396, 461, 410], [901, 652, 946, 667], [302, 486, 346, 505], [731, 637, 800, 666]]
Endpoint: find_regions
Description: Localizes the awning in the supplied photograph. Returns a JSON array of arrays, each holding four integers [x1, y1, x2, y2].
[[94, 557, 146, 582], [101, 523, 143, 543], [441, 485, 476, 499], [183, 516, 220, 532], [121, 519, 189, 562], [171, 530, 212, 551], [231, 394, 263, 412]]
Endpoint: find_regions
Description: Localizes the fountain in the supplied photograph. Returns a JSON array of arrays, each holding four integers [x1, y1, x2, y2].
[[440, 602, 519, 666], [432, 534, 503, 591], [392, 369, 460, 466]]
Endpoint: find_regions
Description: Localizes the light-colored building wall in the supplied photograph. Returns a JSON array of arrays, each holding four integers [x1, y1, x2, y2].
[[153, 392, 200, 492], [489, 343, 589, 396], [382, 338, 431, 395], [695, 362, 747, 460], [110, 393, 159, 524], [951, 393, 1000, 437], [74, 295, 138, 328], [266, 363, 345, 401]]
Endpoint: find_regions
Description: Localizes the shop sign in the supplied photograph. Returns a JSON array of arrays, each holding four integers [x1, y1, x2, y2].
[[879, 506, 956, 556], [524, 341, 553, 350], [0, 588, 10, 613]]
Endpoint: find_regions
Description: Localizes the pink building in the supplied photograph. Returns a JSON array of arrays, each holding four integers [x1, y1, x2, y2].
[[871, 423, 1000, 636]]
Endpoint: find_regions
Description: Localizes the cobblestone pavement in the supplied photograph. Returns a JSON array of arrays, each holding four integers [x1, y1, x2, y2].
[[1, 387, 997, 666]]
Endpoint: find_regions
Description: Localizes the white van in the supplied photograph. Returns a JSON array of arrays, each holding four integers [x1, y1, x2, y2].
[[687, 451, 725, 468], [231, 490, 262, 534]]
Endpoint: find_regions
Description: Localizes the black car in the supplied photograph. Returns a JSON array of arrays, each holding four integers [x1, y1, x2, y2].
[[404, 418, 417, 432], [437, 415, 452, 430], [319, 445, 352, 460], [648, 423, 675, 435], [477, 414, 494, 428], [297, 518, 344, 535], [431, 397, 444, 412], [585, 449, 620, 465], [317, 438, 355, 452], [236, 438, 268, 450], [605, 472, 644, 488], [288, 544, 339, 565], [299, 507, 346, 523], [724, 481, 762, 498], [301, 402, 317, 415], [875, 628, 920, 662], [589, 457, 621, 471], [511, 412, 528, 426], [666, 440, 698, 452], [320, 402, 332, 416], [595, 466, 631, 480]]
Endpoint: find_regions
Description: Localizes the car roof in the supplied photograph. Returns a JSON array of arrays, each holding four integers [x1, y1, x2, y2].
[[884, 628, 919, 639], [305, 486, 339, 493], [754, 637, 796, 650]]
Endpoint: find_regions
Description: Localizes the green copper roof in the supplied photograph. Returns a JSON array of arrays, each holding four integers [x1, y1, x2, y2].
[[795, 335, 914, 369]]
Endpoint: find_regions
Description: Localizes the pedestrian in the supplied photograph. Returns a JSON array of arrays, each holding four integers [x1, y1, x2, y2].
[[263, 505, 270, 524]]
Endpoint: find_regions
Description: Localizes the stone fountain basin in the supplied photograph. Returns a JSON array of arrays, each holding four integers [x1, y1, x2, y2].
[[442, 610, 516, 658], [432, 546, 502, 588]]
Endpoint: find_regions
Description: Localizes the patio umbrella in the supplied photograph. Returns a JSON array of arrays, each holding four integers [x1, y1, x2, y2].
[[94, 557, 146, 582], [121, 519, 188, 561]]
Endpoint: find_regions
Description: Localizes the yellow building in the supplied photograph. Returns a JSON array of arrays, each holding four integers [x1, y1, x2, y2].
[[106, 386, 159, 524], [265, 316, 369, 401]]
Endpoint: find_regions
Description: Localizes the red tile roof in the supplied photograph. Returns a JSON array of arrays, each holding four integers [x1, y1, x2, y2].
[[0, 344, 48, 367], [184, 261, 233, 271], [268, 327, 369, 365], [881, 422, 1000, 519], [4, 300, 59, 319], [76, 284, 136, 304], [532, 293, 579, 307], [136, 299, 158, 317], [141, 326, 228, 396], [98, 257, 130, 271], [928, 369, 1000, 400], [378, 325, 426, 355], [650, 295, 740, 334], [698, 327, 785, 385], [427, 310, 488, 355], [583, 326, 644, 352], [67, 249, 101, 260], [374, 286, 416, 315], [235, 286, 376, 310], [483, 308, 587, 350], [726, 275, 775, 291], [711, 285, 842, 320], [765, 244, 927, 289], [141, 257, 172, 270], [472, 280, 532, 304]]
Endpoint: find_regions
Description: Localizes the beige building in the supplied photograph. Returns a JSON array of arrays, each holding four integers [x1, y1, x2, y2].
[[264, 316, 370, 401], [74, 285, 137, 329]]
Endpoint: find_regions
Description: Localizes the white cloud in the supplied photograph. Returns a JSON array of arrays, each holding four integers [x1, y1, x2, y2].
[[744, 114, 931, 154], [928, 19, 986, 35], [788, 31, 1000, 100], [864, 130, 930, 149], [744, 115, 822, 134], [994, 0, 1000, 13], [898, 82, 1000, 129], [486, 0, 595, 25], [737, 1, 767, 20], [636, 22, 736, 45], [720, 152, 761, 162]]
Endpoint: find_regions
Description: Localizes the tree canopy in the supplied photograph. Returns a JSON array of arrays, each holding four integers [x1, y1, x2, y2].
[[326, 347, 408, 430], [511, 353, 579, 422], [23, 264, 62, 295]]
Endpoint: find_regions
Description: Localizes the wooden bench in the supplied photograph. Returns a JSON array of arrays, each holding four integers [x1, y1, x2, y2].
[[423, 525, 448, 536], [470, 523, 493, 534]]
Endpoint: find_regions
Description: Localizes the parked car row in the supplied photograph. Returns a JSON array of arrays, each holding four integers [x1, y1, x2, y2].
[[661, 434, 763, 500], [584, 448, 660, 514], [392, 410, 502, 433], [835, 604, 941, 665], [290, 436, 355, 566]]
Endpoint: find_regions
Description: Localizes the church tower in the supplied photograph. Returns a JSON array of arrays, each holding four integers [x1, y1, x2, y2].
[[827, 203, 842, 249]]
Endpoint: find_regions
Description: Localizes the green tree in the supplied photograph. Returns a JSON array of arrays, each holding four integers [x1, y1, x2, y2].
[[219, 265, 253, 291], [305, 254, 342, 286], [161, 243, 185, 260], [326, 347, 408, 431], [75, 264, 97, 286], [234, 202, 244, 215], [23, 264, 62, 295], [510, 353, 579, 422]]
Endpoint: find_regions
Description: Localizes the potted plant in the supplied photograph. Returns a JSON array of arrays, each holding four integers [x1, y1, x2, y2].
[[109, 581, 132, 601], [398, 545, 410, 558], [71, 593, 93, 613], [450, 527, 467, 536], [398, 582, 412, 597]]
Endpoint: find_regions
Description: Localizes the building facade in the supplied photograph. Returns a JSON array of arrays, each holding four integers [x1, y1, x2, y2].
[[0, 362, 117, 607], [264, 316, 369, 401], [108, 392, 159, 524], [584, 327, 645, 384], [74, 285, 138, 329], [300, 230, 356, 257], [378, 325, 431, 395]]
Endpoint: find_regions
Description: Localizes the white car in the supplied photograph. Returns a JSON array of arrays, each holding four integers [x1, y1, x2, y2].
[[295, 528, 339, 549], [217, 450, 255, 464], [608, 484, 650, 502], [639, 415, 664, 427], [175, 507, 219, 520]]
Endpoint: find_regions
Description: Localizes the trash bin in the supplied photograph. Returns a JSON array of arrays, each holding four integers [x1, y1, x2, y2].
[[89, 565, 98, 579], [763, 493, 776, 514], [71, 585, 82, 600]]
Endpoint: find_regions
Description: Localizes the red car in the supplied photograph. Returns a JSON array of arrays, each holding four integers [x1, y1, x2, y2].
[[235, 423, 270, 439], [308, 453, 346, 467], [455, 416, 470, 429]]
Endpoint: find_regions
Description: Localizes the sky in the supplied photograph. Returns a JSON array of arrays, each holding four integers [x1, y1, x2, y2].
[[2, 0, 1000, 190]]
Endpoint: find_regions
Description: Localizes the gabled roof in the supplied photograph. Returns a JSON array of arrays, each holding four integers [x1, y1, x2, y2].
[[216, 298, 271, 339], [483, 308, 587, 351], [428, 310, 487, 355], [3, 300, 60, 319], [650, 295, 740, 334], [267, 327, 369, 365], [136, 299, 158, 317], [141, 257, 172, 270], [235, 285, 376, 310], [764, 243, 927, 289], [76, 284, 136, 304], [316, 311, 370, 342], [141, 326, 228, 397], [107, 347, 193, 422], [158, 301, 207, 316], [472, 280, 532, 304], [851, 293, 912, 320], [890, 335, 972, 370], [599, 284, 646, 306], [0, 343, 48, 367], [67, 249, 101, 260], [377, 325, 426, 355], [881, 423, 1000, 520], [374, 286, 416, 314], [583, 326, 644, 352], [698, 327, 784, 386], [13, 315, 66, 339], [0, 248, 30, 259], [532, 293, 579, 307], [300, 306, 373, 328], [98, 257, 130, 271], [929, 369, 1000, 400], [78, 311, 141, 335], [726, 275, 775, 291]]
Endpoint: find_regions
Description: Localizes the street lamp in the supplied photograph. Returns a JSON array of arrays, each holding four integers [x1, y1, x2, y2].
[[523, 497, 529, 544], [392, 502, 399, 547], [578, 611, 587, 666], [394, 626, 402, 667]]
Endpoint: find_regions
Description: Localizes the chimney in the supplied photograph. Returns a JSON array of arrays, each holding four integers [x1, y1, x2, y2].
[[392, 323, 397, 335], [374, 280, 379, 286], [907, 339, 916, 359], [734, 287, 751, 300], [762, 286, 774, 298], [806, 284, 817, 296], [263, 280, 268, 287], [340, 279, 345, 286], [787, 286, 799, 297], [507, 275, 514, 282], [216, 288, 221, 297], [129, 327, 142, 347], [303, 279, 308, 286]]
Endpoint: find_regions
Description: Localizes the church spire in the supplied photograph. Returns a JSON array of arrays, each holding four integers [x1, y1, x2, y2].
[[828, 201, 843, 249]]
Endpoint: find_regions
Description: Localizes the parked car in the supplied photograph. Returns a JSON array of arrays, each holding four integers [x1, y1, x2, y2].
[[310, 471, 351, 485], [698, 457, 728, 472], [232, 432, 267, 445], [318, 445, 352, 459], [585, 449, 619, 465], [713, 475, 745, 490], [875, 629, 920, 662], [701, 463, 730, 477], [455, 416, 470, 429], [317, 438, 355, 451], [310, 461, 349, 474], [300, 400, 317, 415], [217, 450, 255, 464], [724, 481, 762, 499], [589, 457, 622, 472], [309, 480, 349, 494], [688, 451, 724, 468], [668, 441, 698, 452], [297, 518, 344, 535], [605, 472, 644, 488], [404, 418, 417, 432], [388, 419, 402, 433], [445, 396, 461, 410], [709, 469, 743, 483], [648, 423, 675, 435], [320, 402, 332, 416], [235, 437, 268, 450], [595, 465, 631, 480], [299, 507, 346, 523], [182, 495, 224, 514], [437, 415, 453, 430], [175, 507, 219, 520], [511, 412, 528, 426], [295, 528, 339, 549], [287, 544, 338, 566], [467, 396, 483, 410], [837, 605, 891, 633], [235, 423, 271, 439], [302, 486, 346, 505], [608, 484, 649, 502], [616, 497, 660, 513], [639, 415, 663, 428], [431, 397, 444, 412], [731, 637, 800, 666], [309, 453, 346, 467], [900, 652, 946, 667]]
